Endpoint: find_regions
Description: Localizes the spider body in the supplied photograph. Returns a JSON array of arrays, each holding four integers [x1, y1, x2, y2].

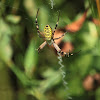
[[35, 8, 74, 57], [44, 25, 53, 41]]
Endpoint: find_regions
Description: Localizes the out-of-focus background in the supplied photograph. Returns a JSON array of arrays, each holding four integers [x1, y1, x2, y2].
[[0, 0, 100, 100]]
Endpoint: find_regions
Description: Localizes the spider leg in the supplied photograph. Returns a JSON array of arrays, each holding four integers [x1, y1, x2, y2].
[[36, 8, 45, 38], [54, 32, 66, 40], [53, 42, 73, 57], [37, 41, 47, 53], [52, 11, 60, 38]]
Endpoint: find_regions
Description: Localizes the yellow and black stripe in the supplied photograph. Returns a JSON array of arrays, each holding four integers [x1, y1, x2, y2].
[[44, 25, 53, 40]]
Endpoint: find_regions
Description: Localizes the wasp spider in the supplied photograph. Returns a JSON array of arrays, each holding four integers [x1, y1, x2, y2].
[[35, 9, 75, 57]]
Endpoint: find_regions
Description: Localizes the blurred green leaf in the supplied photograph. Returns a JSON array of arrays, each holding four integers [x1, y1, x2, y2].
[[24, 39, 38, 78], [0, 18, 12, 62], [0, 40, 12, 62], [40, 68, 61, 93], [24, 0, 37, 17], [96, 88, 100, 100], [93, 56, 100, 71], [27, 88, 47, 100], [69, 77, 84, 96], [6, 15, 21, 24], [0, 18, 12, 36], [78, 22, 98, 51], [8, 62, 39, 87], [78, 54, 93, 77]]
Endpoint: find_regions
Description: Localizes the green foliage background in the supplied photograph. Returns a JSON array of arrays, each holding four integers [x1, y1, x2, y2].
[[0, 0, 100, 100]]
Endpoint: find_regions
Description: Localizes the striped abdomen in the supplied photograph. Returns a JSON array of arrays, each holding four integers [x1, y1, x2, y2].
[[44, 25, 52, 40]]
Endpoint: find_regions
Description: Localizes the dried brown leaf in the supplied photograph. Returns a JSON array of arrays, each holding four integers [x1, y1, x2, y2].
[[61, 42, 74, 53], [92, 18, 100, 25], [65, 9, 88, 33]]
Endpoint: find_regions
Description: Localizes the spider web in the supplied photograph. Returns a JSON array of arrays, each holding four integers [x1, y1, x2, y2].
[[57, 52, 72, 100]]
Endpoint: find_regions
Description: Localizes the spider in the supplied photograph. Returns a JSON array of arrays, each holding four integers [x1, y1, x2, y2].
[[35, 9, 78, 57]]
